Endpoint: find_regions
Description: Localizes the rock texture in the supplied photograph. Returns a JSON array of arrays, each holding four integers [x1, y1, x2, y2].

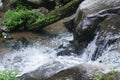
[[73, 0, 120, 60], [20, 63, 102, 80], [74, 0, 120, 27], [79, 0, 120, 15]]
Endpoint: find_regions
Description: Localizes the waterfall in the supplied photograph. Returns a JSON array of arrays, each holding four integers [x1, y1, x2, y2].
[[80, 33, 120, 65]]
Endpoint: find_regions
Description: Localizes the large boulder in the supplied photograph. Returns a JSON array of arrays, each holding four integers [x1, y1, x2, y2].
[[73, 0, 120, 59], [74, 0, 120, 27], [77, 0, 120, 15], [20, 63, 102, 80]]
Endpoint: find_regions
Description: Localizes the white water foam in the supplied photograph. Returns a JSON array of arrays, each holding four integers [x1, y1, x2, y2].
[[1, 46, 57, 73], [0, 32, 120, 77], [0, 32, 80, 76]]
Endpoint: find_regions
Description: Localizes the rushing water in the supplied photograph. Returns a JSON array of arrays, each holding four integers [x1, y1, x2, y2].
[[0, 0, 120, 79], [0, 32, 120, 78], [0, 33, 80, 75]]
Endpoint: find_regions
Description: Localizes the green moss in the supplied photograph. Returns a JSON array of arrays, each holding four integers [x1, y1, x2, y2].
[[29, 13, 61, 30]]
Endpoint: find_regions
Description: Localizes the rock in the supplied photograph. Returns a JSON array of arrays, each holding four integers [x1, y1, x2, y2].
[[20, 61, 67, 80], [4, 37, 28, 50], [25, 0, 56, 9], [43, 15, 72, 35], [33, 7, 49, 15], [0, 0, 16, 11], [74, 0, 120, 37], [2, 32, 12, 39], [26, 0, 42, 5], [20, 63, 102, 80], [74, 0, 120, 27], [73, 0, 120, 58], [91, 14, 120, 60], [23, 0, 43, 8], [40, 0, 56, 10], [20, 62, 119, 80], [47, 66, 89, 80], [30, 0, 82, 31], [11, 37, 28, 50], [63, 19, 74, 32], [79, 0, 120, 15]]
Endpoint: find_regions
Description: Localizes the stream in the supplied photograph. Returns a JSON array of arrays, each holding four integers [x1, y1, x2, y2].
[[0, 32, 120, 78], [0, 0, 120, 79]]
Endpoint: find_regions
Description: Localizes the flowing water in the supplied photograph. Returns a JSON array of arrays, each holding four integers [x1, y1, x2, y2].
[[0, 31, 120, 78], [0, 1, 120, 79]]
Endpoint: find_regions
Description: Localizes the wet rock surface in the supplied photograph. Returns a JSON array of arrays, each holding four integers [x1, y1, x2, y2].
[[72, 0, 120, 60], [78, 0, 120, 15], [1, 0, 120, 80], [20, 63, 102, 80]]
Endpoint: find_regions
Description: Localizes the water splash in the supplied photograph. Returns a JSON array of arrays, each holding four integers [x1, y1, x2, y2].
[[0, 32, 79, 76], [0, 32, 120, 77]]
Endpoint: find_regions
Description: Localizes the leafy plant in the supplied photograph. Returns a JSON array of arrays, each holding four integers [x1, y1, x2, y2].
[[2, 0, 61, 31], [30, 13, 61, 30], [0, 70, 20, 80], [2, 7, 45, 31], [93, 73, 103, 80], [93, 67, 120, 80], [14, 0, 31, 9]]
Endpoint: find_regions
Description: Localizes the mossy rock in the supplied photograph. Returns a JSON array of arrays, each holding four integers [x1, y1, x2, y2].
[[2, 0, 82, 32]]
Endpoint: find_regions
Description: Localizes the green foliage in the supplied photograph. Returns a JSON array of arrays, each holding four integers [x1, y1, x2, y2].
[[2, 0, 66, 31], [30, 13, 61, 30], [14, 0, 31, 9], [93, 73, 103, 80], [55, 0, 62, 7], [0, 70, 20, 80], [2, 7, 44, 31], [93, 67, 119, 80], [2, 6, 60, 31]]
